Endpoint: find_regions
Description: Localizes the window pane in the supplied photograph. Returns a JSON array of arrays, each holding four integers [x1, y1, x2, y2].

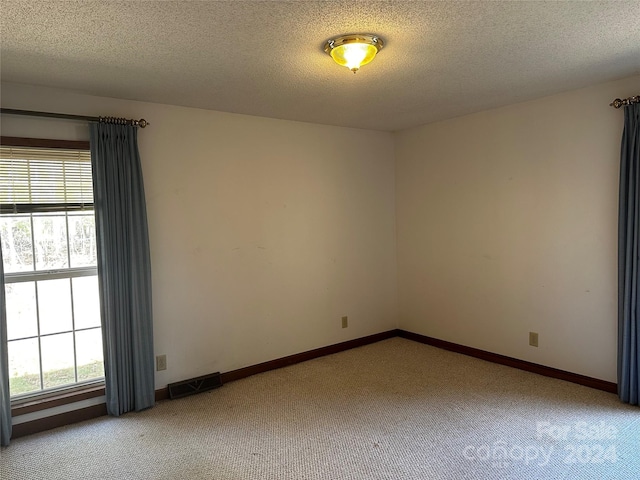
[[0, 215, 34, 273], [33, 215, 68, 270], [8, 338, 41, 396], [68, 213, 97, 267], [75, 328, 104, 381], [5, 281, 38, 341], [41, 333, 75, 389], [72, 276, 101, 329], [38, 278, 73, 335]]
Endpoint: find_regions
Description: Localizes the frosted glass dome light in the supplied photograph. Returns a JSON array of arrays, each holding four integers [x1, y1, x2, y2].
[[324, 34, 384, 73]]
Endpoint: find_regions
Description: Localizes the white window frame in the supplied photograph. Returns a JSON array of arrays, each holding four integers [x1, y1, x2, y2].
[[1, 137, 105, 401]]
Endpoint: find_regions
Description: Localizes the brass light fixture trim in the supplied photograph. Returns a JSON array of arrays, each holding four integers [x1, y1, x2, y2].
[[323, 34, 384, 73]]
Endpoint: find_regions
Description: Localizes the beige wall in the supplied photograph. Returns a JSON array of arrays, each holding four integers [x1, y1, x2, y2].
[[394, 75, 640, 382], [1, 83, 398, 389], [2, 74, 638, 391]]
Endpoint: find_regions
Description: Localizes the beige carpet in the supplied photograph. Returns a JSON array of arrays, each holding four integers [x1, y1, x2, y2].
[[1, 338, 639, 479]]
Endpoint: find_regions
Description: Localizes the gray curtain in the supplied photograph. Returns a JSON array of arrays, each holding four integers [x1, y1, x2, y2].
[[0, 246, 11, 446], [618, 102, 640, 405], [90, 123, 155, 415]]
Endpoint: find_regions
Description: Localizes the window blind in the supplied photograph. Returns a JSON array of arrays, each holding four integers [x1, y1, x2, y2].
[[0, 145, 93, 214]]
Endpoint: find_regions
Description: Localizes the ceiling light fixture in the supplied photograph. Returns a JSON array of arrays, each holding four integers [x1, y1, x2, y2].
[[323, 34, 384, 73]]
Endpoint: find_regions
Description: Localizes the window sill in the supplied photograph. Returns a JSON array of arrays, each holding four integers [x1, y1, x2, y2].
[[11, 383, 105, 417]]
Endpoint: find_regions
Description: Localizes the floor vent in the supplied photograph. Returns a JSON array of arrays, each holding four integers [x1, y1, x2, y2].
[[168, 372, 222, 399]]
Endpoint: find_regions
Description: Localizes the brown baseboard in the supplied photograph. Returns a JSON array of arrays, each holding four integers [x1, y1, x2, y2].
[[397, 329, 618, 394], [11, 404, 107, 439], [11, 330, 397, 440], [11, 328, 617, 441], [220, 329, 398, 384], [155, 387, 169, 402]]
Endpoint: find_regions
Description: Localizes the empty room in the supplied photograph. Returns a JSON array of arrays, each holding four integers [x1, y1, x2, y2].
[[0, 1, 639, 479]]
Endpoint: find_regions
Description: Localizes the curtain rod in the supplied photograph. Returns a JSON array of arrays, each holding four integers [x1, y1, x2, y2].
[[610, 95, 640, 109], [0, 108, 149, 128]]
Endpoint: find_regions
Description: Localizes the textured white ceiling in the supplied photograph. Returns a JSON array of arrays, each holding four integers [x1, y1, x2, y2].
[[1, 1, 639, 131]]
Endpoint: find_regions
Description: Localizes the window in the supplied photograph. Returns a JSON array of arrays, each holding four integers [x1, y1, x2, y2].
[[1, 139, 104, 399]]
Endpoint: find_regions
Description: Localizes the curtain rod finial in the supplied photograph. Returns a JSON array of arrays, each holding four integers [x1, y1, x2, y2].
[[611, 99, 624, 108]]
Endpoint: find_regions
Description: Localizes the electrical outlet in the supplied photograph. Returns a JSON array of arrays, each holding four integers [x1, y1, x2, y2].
[[342, 316, 348, 328], [156, 354, 167, 371], [529, 332, 539, 347]]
